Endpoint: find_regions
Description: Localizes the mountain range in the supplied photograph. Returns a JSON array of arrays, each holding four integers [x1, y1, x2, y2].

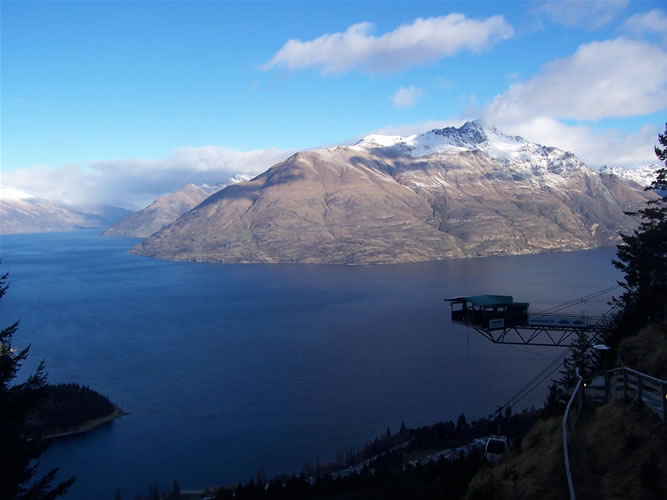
[[0, 187, 131, 235], [131, 122, 655, 265]]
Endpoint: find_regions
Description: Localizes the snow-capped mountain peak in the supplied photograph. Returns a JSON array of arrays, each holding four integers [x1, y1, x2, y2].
[[427, 120, 488, 146], [353, 121, 587, 177]]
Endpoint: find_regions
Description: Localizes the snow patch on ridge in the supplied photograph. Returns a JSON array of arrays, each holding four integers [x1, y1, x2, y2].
[[598, 164, 658, 187], [225, 174, 252, 185]]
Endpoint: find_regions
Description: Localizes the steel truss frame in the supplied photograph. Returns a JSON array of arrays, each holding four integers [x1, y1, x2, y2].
[[470, 324, 607, 347]]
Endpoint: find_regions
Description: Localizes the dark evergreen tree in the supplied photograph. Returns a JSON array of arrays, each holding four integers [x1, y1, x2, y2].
[[0, 271, 74, 499], [147, 482, 159, 500], [562, 331, 599, 382], [255, 468, 267, 486], [171, 479, 181, 500], [455, 412, 468, 433], [542, 380, 567, 417], [542, 330, 600, 415], [612, 124, 667, 341]]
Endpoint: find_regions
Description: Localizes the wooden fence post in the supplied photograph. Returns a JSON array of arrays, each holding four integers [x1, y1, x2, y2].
[[604, 371, 610, 401]]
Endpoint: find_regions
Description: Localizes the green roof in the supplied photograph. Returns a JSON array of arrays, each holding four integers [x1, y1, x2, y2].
[[445, 295, 514, 307]]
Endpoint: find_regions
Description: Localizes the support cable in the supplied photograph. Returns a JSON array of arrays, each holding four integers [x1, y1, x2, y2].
[[537, 285, 621, 314], [500, 349, 569, 411]]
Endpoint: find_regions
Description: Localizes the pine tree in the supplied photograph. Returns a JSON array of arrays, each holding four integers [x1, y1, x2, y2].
[[171, 479, 181, 500], [612, 124, 667, 340], [544, 329, 600, 413], [456, 412, 469, 433], [0, 271, 75, 499], [147, 481, 159, 500], [542, 379, 567, 417], [561, 331, 599, 383]]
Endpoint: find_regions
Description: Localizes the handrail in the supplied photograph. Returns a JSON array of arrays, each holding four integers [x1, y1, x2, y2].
[[607, 366, 666, 385], [606, 367, 667, 422], [562, 368, 583, 500]]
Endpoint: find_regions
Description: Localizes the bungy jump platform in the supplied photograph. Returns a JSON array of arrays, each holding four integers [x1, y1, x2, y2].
[[445, 294, 612, 347]]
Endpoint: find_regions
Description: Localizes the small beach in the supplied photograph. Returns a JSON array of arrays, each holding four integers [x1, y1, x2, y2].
[[42, 404, 127, 440]]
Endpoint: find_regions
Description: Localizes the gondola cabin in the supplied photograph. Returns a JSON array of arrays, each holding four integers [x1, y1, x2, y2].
[[485, 435, 508, 462], [446, 295, 529, 330]]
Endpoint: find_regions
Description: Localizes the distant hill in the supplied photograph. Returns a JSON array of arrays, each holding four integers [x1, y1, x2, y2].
[[27, 383, 124, 438], [102, 177, 250, 238], [102, 183, 221, 238], [0, 189, 131, 235], [132, 121, 655, 265]]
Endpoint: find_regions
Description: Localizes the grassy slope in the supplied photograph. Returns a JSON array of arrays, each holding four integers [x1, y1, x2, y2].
[[465, 417, 567, 500], [584, 400, 666, 499]]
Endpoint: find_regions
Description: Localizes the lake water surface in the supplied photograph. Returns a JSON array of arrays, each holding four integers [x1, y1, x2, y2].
[[1, 231, 621, 498]]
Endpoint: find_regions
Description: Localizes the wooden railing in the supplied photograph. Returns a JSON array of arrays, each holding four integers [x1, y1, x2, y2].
[[562, 367, 667, 499], [606, 367, 667, 422]]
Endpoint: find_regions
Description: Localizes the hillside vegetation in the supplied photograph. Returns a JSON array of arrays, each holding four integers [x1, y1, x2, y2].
[[26, 383, 119, 437], [617, 319, 667, 378]]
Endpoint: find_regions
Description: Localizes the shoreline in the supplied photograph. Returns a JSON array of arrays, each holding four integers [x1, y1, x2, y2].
[[42, 404, 127, 440]]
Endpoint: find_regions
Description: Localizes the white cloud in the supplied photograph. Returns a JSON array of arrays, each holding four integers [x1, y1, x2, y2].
[[481, 33, 666, 169], [485, 38, 667, 123], [261, 14, 514, 75], [538, 0, 628, 28], [391, 85, 424, 108], [620, 9, 667, 38], [2, 147, 293, 210]]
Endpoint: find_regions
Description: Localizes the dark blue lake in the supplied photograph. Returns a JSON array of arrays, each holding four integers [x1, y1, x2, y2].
[[0, 230, 620, 498]]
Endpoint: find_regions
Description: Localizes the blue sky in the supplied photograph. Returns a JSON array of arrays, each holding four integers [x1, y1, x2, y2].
[[2, 1, 666, 208]]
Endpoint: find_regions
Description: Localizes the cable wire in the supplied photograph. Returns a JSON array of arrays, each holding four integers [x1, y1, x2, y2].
[[536, 284, 621, 314]]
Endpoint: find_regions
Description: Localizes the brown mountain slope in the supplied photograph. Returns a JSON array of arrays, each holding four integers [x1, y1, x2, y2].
[[130, 144, 653, 264]]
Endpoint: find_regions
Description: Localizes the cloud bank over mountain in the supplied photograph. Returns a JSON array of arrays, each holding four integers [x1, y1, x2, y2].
[[3, 147, 293, 210]]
